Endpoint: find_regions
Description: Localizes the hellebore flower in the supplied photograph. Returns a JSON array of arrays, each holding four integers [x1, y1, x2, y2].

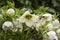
[[19, 11, 38, 27]]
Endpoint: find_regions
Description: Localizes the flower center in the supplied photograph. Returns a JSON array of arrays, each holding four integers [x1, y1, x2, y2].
[[25, 14, 32, 20]]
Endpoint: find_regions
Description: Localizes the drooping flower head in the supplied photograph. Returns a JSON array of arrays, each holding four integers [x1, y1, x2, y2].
[[42, 13, 53, 21]]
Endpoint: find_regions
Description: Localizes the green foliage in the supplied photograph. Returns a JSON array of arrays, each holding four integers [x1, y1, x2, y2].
[[34, 6, 49, 15], [0, 0, 60, 40], [7, 1, 14, 8]]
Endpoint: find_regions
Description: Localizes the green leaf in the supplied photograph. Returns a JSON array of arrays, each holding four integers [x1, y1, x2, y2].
[[7, 1, 14, 8]]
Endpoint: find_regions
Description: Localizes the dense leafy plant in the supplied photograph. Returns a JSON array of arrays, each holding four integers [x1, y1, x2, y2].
[[0, 0, 60, 40]]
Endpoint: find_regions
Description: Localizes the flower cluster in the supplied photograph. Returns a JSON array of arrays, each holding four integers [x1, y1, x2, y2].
[[0, 8, 60, 40]]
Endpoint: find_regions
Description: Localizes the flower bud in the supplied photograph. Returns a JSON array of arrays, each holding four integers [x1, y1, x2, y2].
[[47, 23, 53, 30], [47, 31, 56, 37], [6, 8, 15, 16], [56, 29, 60, 34], [2, 21, 13, 30]]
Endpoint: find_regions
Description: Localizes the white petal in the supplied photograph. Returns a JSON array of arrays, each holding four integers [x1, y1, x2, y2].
[[22, 11, 30, 16], [47, 16, 52, 21], [19, 16, 26, 23], [32, 14, 39, 22], [42, 13, 52, 17], [25, 21, 34, 27]]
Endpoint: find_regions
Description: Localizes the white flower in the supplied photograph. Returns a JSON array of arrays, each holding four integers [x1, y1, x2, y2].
[[47, 23, 53, 30], [2, 21, 13, 30], [6, 8, 15, 16], [42, 13, 52, 21], [47, 31, 58, 40], [56, 29, 60, 34], [49, 36, 58, 40], [32, 14, 39, 22], [52, 19, 60, 29], [47, 31, 56, 37], [19, 11, 38, 27]]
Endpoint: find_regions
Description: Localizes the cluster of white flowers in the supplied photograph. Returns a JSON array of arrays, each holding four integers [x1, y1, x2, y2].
[[2, 8, 60, 40], [47, 19, 60, 30]]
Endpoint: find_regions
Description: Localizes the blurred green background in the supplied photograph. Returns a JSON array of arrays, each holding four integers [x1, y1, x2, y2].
[[0, 0, 60, 20]]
